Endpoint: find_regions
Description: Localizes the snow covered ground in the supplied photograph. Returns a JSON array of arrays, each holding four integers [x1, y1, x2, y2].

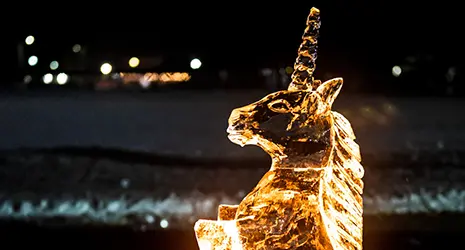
[[1, 91, 464, 229], [0, 149, 464, 230], [0, 91, 464, 157]]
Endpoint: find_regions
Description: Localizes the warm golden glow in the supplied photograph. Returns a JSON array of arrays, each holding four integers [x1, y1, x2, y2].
[[194, 7, 364, 250], [119, 72, 191, 84], [128, 57, 140, 68]]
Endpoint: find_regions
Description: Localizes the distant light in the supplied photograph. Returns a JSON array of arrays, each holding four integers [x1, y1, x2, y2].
[[100, 63, 112, 75], [23, 75, 32, 84], [129, 57, 140, 68], [261, 68, 272, 76], [446, 67, 456, 82], [119, 72, 191, 84], [111, 73, 120, 79], [139, 79, 151, 89], [392, 65, 402, 77], [56, 73, 69, 85], [190, 58, 202, 70], [120, 178, 130, 188], [285, 66, 293, 74], [25, 36, 35, 45], [28, 56, 38, 66], [42, 73, 53, 84], [72, 44, 82, 53], [145, 215, 155, 223], [50, 61, 59, 70], [160, 219, 169, 228]]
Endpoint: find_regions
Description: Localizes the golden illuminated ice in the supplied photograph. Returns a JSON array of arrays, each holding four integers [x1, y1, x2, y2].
[[194, 7, 364, 250]]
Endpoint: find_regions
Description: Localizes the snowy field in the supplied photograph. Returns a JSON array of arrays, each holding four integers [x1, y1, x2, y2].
[[0, 149, 464, 230], [0, 91, 464, 157], [0, 91, 465, 229]]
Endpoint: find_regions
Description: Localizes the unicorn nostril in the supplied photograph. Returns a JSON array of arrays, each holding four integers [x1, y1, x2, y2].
[[227, 123, 246, 134]]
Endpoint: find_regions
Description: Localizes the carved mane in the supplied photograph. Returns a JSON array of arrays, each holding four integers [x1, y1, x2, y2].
[[319, 111, 364, 250], [287, 8, 364, 249]]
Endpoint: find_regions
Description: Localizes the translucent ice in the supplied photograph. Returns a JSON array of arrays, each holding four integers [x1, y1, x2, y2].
[[195, 7, 364, 250]]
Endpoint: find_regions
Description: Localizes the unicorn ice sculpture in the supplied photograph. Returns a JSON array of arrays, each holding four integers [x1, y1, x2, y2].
[[194, 7, 364, 250]]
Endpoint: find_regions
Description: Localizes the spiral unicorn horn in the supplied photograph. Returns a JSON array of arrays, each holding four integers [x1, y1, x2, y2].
[[194, 7, 364, 250], [289, 7, 321, 91]]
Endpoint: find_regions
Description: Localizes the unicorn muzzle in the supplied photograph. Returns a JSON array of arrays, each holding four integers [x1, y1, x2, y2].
[[226, 124, 253, 147], [227, 107, 255, 132]]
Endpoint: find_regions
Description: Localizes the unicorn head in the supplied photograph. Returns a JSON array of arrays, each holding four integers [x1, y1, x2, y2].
[[227, 7, 342, 165], [227, 78, 343, 165]]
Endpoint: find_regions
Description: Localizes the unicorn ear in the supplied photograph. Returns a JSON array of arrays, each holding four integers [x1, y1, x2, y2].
[[316, 78, 343, 107]]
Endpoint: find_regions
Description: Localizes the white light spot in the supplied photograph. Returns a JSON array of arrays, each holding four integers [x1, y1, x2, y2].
[[145, 215, 155, 223], [100, 63, 112, 75], [56, 73, 68, 85], [190, 58, 202, 70], [25, 36, 35, 45], [43, 73, 53, 84], [72, 44, 81, 53], [28, 56, 38, 66], [50, 61, 59, 70], [160, 219, 169, 228], [392, 65, 402, 77]]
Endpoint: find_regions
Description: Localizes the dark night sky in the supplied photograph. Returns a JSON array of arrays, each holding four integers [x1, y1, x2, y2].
[[4, 1, 463, 83]]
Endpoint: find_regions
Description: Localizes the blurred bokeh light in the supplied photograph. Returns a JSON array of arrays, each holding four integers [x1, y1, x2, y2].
[[25, 35, 34, 45], [129, 57, 140, 68], [190, 58, 201, 70], [49, 61, 59, 70], [28, 55, 38, 66], [42, 73, 53, 84], [100, 63, 112, 75]]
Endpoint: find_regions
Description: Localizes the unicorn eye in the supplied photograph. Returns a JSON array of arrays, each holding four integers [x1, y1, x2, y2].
[[268, 99, 292, 113]]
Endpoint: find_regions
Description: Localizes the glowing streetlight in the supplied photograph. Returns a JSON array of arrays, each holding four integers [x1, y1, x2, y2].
[[25, 35, 35, 45], [43, 73, 53, 84], [190, 58, 202, 70], [100, 63, 112, 75], [129, 57, 140, 68], [28, 56, 38, 66], [50, 61, 59, 70], [56, 73, 69, 85]]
